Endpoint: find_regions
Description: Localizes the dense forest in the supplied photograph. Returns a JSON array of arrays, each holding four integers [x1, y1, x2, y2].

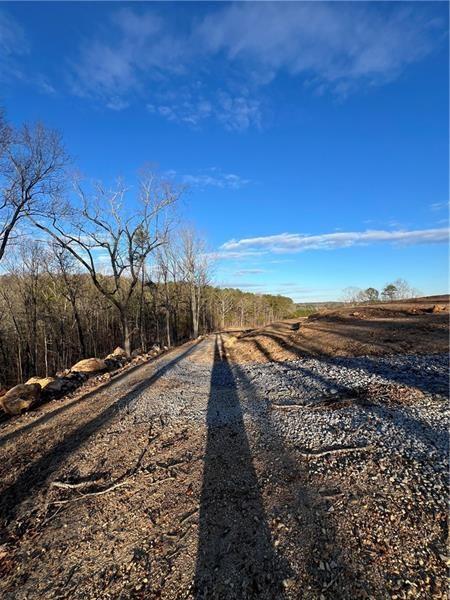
[[0, 113, 294, 387]]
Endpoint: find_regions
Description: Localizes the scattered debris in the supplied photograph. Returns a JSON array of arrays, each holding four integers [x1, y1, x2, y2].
[[0, 334, 447, 598]]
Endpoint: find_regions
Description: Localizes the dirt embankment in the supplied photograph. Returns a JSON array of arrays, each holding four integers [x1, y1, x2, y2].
[[226, 298, 449, 363]]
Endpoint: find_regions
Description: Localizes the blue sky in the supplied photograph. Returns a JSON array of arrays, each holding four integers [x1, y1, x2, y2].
[[1, 1, 448, 301]]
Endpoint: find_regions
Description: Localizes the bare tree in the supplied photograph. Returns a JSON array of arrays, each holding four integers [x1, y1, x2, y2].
[[31, 171, 181, 356], [341, 287, 362, 304], [46, 244, 87, 358], [181, 229, 210, 339], [0, 119, 68, 262], [155, 242, 177, 348], [392, 278, 419, 299], [217, 288, 234, 330]]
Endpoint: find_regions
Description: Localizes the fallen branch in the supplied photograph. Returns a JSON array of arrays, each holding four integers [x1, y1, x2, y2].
[[146, 475, 175, 487], [51, 480, 94, 490], [52, 481, 130, 505], [296, 444, 372, 458]]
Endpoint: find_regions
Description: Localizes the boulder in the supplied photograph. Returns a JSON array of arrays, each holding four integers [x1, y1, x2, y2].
[[0, 383, 41, 416], [105, 348, 128, 367], [26, 376, 69, 397], [64, 371, 88, 384], [432, 304, 446, 313], [26, 376, 56, 389], [111, 346, 127, 358], [104, 357, 122, 371], [71, 358, 107, 374], [44, 378, 69, 395]]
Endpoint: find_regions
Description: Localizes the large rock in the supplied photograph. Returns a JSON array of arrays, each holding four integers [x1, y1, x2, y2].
[[104, 357, 122, 371], [432, 304, 446, 313], [26, 376, 56, 389], [0, 383, 41, 415], [110, 347, 127, 358], [105, 346, 128, 368], [26, 376, 69, 397], [71, 358, 107, 374]]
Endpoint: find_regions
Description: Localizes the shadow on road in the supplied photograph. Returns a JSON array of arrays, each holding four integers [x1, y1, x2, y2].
[[194, 336, 289, 599]]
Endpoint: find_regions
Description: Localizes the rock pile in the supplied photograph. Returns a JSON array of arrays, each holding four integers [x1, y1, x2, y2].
[[0, 343, 168, 416]]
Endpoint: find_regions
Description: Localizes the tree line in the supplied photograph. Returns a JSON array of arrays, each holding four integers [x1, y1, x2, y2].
[[0, 112, 295, 387], [342, 279, 420, 304]]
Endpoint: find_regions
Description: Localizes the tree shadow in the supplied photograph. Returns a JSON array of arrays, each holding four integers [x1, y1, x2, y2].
[[0, 342, 201, 531], [194, 336, 289, 599]]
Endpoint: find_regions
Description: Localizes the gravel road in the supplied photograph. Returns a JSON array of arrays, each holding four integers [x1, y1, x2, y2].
[[0, 334, 448, 599]]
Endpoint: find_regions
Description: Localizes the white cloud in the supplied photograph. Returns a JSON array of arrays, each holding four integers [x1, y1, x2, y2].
[[206, 250, 263, 261], [176, 168, 251, 190], [106, 97, 130, 111], [69, 8, 187, 101], [198, 3, 441, 94], [147, 91, 262, 131], [67, 3, 442, 126], [221, 228, 450, 254]]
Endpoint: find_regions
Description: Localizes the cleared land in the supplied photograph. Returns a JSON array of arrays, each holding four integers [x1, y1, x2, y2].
[[0, 299, 448, 599], [225, 297, 449, 362]]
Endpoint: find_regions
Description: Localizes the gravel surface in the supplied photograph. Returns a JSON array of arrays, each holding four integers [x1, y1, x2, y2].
[[0, 336, 448, 599]]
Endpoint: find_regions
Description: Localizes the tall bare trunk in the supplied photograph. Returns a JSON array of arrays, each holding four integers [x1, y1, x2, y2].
[[191, 285, 199, 338], [166, 311, 171, 348], [120, 311, 131, 357]]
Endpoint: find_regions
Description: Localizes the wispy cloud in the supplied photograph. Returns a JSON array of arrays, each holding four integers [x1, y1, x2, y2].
[[221, 227, 449, 255], [234, 268, 265, 276], [66, 3, 443, 128], [169, 168, 251, 190], [0, 9, 29, 82], [198, 3, 441, 95], [147, 91, 262, 131], [206, 250, 264, 261], [430, 201, 450, 211]]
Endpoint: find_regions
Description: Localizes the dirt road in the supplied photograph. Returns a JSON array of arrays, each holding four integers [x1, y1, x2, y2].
[[0, 335, 448, 599]]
